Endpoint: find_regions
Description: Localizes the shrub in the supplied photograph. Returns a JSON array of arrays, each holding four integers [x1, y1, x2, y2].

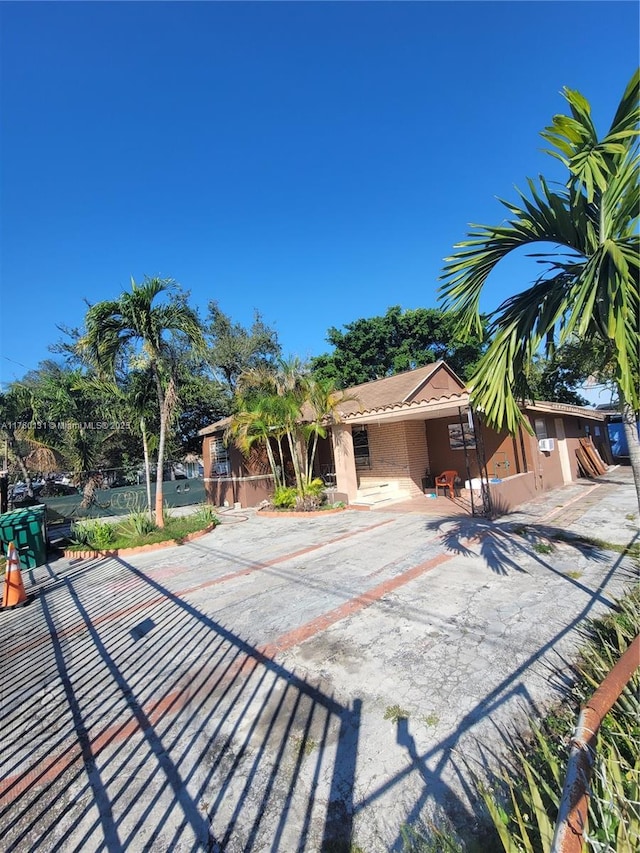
[[271, 486, 298, 509], [193, 503, 219, 526], [70, 519, 116, 549], [481, 584, 640, 852], [123, 510, 157, 538], [295, 477, 327, 511], [303, 477, 326, 499]]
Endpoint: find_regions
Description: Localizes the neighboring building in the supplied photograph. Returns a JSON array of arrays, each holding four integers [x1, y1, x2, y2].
[[200, 362, 612, 514]]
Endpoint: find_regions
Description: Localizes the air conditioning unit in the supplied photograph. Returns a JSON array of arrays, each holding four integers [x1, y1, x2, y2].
[[538, 438, 555, 452]]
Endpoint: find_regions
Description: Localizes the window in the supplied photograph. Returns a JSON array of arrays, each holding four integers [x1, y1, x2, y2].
[[534, 418, 548, 441], [211, 436, 230, 476], [352, 426, 370, 469]]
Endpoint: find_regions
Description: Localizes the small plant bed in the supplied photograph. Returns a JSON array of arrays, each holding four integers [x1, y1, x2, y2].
[[258, 502, 347, 518], [257, 479, 347, 516], [64, 505, 219, 557]]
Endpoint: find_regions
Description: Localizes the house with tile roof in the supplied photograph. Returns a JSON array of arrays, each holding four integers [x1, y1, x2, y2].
[[199, 362, 612, 515]]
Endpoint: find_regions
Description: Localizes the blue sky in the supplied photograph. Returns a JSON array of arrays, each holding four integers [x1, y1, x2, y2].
[[1, 1, 638, 397]]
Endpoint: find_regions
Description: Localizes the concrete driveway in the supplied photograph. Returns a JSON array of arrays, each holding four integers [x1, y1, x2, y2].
[[1, 468, 637, 852]]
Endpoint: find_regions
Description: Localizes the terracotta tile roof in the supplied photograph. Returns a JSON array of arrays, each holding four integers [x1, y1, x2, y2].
[[340, 391, 469, 420]]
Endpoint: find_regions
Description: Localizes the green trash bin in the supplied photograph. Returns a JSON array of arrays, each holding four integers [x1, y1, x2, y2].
[[0, 505, 48, 569]]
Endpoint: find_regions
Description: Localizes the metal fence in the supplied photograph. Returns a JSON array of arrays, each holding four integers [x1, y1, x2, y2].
[[39, 478, 207, 520]]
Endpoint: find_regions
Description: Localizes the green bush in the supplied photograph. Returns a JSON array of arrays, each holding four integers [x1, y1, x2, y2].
[[193, 503, 219, 526], [123, 510, 157, 538], [70, 519, 116, 549], [481, 584, 640, 853], [271, 486, 298, 509], [270, 479, 327, 511], [303, 477, 326, 498]]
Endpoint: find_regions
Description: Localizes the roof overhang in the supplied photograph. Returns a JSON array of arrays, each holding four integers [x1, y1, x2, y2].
[[524, 401, 607, 421], [198, 416, 233, 437], [339, 392, 470, 425]]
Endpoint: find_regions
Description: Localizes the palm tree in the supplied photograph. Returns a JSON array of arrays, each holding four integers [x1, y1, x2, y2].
[[439, 70, 640, 510], [231, 359, 354, 502], [79, 277, 205, 526], [0, 386, 39, 496], [303, 375, 357, 483], [234, 358, 309, 494]]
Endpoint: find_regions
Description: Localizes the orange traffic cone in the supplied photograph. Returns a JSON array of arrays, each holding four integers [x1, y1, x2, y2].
[[1, 541, 30, 609]]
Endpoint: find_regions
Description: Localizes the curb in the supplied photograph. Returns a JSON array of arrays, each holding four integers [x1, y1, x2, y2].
[[257, 507, 348, 518], [62, 523, 217, 560]]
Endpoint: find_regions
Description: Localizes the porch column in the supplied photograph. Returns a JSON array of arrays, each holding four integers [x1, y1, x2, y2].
[[331, 423, 358, 502]]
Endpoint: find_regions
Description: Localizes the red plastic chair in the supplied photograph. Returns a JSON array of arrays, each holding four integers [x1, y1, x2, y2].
[[435, 470, 458, 499]]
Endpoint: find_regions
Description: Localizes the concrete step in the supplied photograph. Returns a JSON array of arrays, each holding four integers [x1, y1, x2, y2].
[[352, 488, 412, 507], [356, 483, 391, 497]]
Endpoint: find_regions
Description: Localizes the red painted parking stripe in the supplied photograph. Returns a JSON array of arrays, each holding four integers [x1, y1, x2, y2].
[[0, 546, 450, 804], [260, 551, 453, 656], [7, 518, 396, 658]]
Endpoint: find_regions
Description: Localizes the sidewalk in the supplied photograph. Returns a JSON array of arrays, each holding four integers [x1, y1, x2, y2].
[[1, 467, 637, 852]]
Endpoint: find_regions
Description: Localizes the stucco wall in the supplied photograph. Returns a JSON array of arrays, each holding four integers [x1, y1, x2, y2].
[[203, 432, 274, 508], [424, 416, 482, 482], [487, 472, 538, 514], [204, 474, 274, 508]]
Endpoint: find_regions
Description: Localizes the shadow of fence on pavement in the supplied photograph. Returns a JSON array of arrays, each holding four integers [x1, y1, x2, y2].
[[0, 555, 361, 852]]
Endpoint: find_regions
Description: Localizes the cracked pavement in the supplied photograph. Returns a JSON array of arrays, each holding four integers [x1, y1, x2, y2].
[[0, 468, 638, 851]]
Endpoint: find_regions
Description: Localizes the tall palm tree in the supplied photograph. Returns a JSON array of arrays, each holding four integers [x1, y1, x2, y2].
[[439, 70, 640, 510], [79, 277, 205, 526]]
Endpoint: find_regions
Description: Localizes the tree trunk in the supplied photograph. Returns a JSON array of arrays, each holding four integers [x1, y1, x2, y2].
[[286, 428, 304, 494], [621, 404, 640, 516], [153, 367, 166, 528], [275, 437, 285, 488], [263, 438, 279, 491], [6, 430, 33, 497], [308, 429, 320, 483], [141, 416, 153, 520]]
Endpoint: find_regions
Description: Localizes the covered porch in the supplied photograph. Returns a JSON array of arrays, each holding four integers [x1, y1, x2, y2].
[[327, 394, 534, 516]]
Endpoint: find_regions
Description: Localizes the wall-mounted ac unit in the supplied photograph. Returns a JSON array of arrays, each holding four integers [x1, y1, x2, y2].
[[538, 438, 555, 452]]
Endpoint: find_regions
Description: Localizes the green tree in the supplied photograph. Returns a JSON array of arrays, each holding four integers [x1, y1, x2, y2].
[[439, 71, 640, 509], [171, 364, 229, 455], [206, 301, 281, 393], [310, 306, 488, 388], [79, 276, 205, 526], [0, 385, 39, 495], [526, 336, 617, 406], [230, 359, 349, 503], [4, 362, 127, 507]]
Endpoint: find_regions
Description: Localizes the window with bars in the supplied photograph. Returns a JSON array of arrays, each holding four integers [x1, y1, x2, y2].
[[210, 436, 230, 476], [353, 426, 370, 469]]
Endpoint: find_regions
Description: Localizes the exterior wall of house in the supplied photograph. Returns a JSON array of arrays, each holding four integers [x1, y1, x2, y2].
[[357, 421, 426, 495], [525, 413, 565, 491], [562, 414, 613, 467], [205, 474, 274, 508], [203, 432, 274, 508], [405, 421, 431, 496], [521, 411, 612, 494], [409, 367, 465, 401], [487, 472, 538, 513], [424, 416, 481, 483]]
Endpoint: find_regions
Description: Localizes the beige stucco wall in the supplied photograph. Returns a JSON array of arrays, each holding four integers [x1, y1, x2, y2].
[[332, 423, 359, 501]]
